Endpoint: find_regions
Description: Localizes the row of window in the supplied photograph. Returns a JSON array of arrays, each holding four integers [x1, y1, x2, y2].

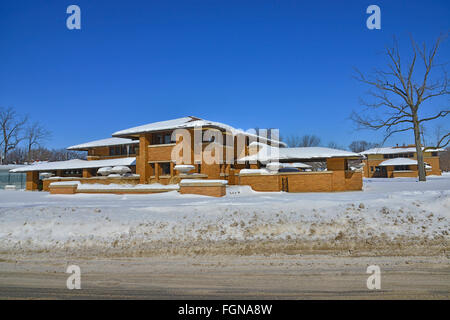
[[148, 163, 204, 176], [109, 144, 137, 156], [370, 165, 414, 172], [383, 153, 414, 159], [152, 132, 174, 145], [382, 152, 438, 159], [151, 131, 251, 145]]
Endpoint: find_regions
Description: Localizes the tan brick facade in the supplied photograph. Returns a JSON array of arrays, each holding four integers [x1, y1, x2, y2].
[[363, 151, 442, 178], [49, 184, 78, 194], [23, 120, 364, 194], [239, 158, 362, 193], [179, 185, 226, 197]]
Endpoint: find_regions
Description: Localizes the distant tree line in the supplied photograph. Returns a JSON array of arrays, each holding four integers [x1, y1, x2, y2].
[[281, 134, 380, 152], [0, 106, 84, 164]]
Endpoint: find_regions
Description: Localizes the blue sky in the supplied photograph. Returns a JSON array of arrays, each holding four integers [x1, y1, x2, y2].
[[0, 0, 449, 149]]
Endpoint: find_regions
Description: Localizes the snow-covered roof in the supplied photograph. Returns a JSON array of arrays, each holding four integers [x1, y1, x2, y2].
[[179, 179, 228, 185], [10, 157, 136, 173], [240, 144, 361, 163], [67, 137, 138, 150], [0, 164, 25, 171], [378, 158, 418, 166], [284, 162, 312, 168], [112, 116, 286, 147], [361, 146, 443, 155]]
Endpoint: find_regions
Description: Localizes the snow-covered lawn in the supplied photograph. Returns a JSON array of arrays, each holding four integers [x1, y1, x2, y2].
[[0, 174, 449, 255]]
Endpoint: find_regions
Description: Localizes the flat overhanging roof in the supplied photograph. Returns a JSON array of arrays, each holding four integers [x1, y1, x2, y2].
[[10, 157, 136, 173]]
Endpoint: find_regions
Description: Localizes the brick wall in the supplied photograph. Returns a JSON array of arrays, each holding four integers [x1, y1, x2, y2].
[[239, 175, 280, 192], [392, 171, 418, 178], [43, 176, 140, 191], [49, 185, 77, 194], [344, 171, 363, 190], [148, 144, 175, 162], [179, 185, 226, 197], [26, 172, 39, 191], [238, 170, 362, 193]]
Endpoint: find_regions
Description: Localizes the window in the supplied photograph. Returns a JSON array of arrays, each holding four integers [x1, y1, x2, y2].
[[63, 169, 82, 176], [375, 166, 381, 172], [431, 152, 438, 157], [109, 144, 136, 156], [370, 166, 374, 172], [152, 132, 174, 145], [128, 145, 136, 155], [160, 163, 171, 176], [150, 163, 155, 176], [197, 164, 201, 174], [163, 133, 172, 144], [394, 165, 409, 171]]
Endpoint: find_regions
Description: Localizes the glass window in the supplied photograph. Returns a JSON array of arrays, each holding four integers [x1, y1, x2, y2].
[[164, 134, 172, 144], [152, 132, 173, 145], [160, 163, 171, 175]]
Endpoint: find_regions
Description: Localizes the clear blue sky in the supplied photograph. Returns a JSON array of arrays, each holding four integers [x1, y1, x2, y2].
[[1, 0, 449, 149]]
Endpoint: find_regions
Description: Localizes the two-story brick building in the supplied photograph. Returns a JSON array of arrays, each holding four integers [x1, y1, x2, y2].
[[361, 145, 443, 178], [12, 116, 364, 194]]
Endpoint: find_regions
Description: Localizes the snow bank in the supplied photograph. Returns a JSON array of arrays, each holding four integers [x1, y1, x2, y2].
[[76, 183, 179, 190], [0, 176, 448, 256]]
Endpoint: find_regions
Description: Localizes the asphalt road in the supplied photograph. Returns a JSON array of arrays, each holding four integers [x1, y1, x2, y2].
[[0, 254, 449, 299]]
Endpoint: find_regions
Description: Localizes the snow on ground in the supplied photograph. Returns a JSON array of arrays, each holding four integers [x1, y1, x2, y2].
[[0, 174, 449, 256]]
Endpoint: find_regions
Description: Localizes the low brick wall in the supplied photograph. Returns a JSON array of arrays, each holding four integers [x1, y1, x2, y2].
[[49, 184, 78, 195], [76, 188, 174, 194], [43, 176, 140, 191], [287, 172, 334, 192], [238, 174, 280, 192], [392, 170, 418, 178], [179, 180, 227, 197], [239, 171, 362, 192], [344, 171, 363, 190]]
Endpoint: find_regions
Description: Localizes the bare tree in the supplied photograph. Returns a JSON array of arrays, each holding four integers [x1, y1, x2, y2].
[[0, 107, 28, 164], [24, 122, 51, 161], [287, 134, 321, 147], [433, 124, 448, 146], [327, 141, 345, 150], [348, 140, 380, 153], [351, 35, 450, 181]]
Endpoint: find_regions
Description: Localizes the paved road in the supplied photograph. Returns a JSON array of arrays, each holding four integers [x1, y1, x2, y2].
[[0, 254, 449, 299]]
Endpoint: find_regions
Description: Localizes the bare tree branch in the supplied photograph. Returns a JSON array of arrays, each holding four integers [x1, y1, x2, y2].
[[351, 34, 449, 181]]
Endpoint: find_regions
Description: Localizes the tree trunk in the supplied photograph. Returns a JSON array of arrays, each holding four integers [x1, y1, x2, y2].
[[2, 145, 7, 165], [413, 114, 426, 181]]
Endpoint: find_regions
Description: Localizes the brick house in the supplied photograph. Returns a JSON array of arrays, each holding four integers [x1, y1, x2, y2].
[[12, 116, 364, 194], [360, 145, 443, 178]]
